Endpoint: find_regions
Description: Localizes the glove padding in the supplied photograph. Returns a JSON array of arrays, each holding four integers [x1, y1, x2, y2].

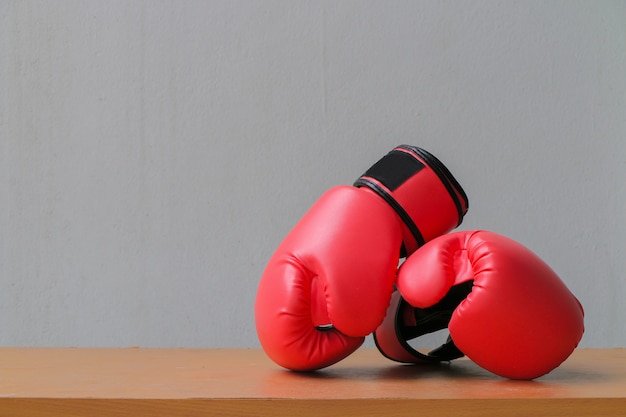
[[255, 146, 468, 371], [374, 230, 584, 379]]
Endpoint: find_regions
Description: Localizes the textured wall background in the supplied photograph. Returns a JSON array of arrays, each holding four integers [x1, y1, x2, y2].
[[1, 1, 625, 348]]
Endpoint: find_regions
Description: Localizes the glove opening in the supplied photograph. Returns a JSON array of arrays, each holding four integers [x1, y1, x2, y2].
[[375, 281, 473, 363]]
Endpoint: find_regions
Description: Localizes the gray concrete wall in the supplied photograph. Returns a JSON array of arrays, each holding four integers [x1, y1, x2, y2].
[[1, 1, 624, 348]]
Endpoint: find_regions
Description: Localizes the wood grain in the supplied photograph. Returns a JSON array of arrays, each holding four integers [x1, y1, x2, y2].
[[1, 348, 624, 416]]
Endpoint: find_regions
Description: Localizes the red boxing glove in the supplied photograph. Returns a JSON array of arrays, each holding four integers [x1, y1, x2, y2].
[[374, 230, 585, 379], [255, 146, 468, 371]]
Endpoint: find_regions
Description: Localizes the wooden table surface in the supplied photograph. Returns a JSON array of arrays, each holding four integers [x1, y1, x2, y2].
[[1, 347, 625, 416]]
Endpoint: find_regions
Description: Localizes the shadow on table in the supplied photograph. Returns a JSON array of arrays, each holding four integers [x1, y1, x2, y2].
[[258, 357, 612, 399]]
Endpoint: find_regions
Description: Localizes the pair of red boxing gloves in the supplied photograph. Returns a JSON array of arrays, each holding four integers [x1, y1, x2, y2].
[[254, 145, 584, 379]]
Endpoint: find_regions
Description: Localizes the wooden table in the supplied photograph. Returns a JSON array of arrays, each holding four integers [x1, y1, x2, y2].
[[1, 348, 624, 416]]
